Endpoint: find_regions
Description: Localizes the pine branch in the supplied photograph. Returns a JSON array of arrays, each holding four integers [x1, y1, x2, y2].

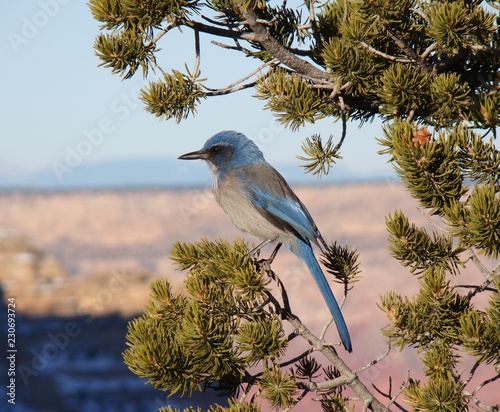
[[285, 314, 391, 412], [238, 6, 331, 85], [376, 17, 431, 73]]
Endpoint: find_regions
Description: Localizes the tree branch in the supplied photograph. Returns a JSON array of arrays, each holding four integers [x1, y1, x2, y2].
[[238, 6, 332, 85], [191, 28, 201, 82], [354, 345, 391, 374], [146, 22, 177, 48], [285, 314, 391, 412], [376, 18, 431, 73], [466, 248, 493, 282], [203, 58, 277, 96], [359, 41, 413, 63], [278, 348, 313, 369]]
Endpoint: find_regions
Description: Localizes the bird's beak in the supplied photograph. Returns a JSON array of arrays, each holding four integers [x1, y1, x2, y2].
[[178, 149, 208, 160]]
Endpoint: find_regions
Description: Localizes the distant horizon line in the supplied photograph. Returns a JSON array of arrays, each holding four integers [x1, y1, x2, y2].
[[0, 177, 397, 194]]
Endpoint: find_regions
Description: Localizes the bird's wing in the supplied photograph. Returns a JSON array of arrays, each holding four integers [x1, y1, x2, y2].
[[234, 164, 323, 245]]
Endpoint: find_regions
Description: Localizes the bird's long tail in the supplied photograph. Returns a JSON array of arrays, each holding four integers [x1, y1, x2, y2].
[[288, 239, 352, 352]]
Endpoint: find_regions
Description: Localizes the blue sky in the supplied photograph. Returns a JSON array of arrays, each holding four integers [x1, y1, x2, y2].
[[1, 1, 393, 182]]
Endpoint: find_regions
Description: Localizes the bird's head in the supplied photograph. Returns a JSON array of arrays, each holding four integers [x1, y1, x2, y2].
[[178, 130, 265, 175]]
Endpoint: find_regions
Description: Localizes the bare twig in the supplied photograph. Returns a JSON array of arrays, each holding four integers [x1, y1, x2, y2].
[[205, 81, 257, 96], [455, 281, 497, 297], [337, 109, 348, 151], [201, 14, 233, 27], [359, 41, 412, 63], [354, 345, 391, 374], [375, 18, 431, 73], [264, 267, 292, 314], [191, 28, 201, 82], [491, 260, 500, 275], [146, 22, 177, 48], [211, 39, 253, 56], [421, 43, 436, 60], [278, 348, 314, 369], [372, 376, 410, 412], [409, 7, 429, 22], [463, 360, 481, 387], [472, 372, 500, 397], [416, 206, 447, 232], [307, 0, 322, 49], [407, 109, 416, 122], [466, 248, 493, 281], [182, 18, 255, 42], [386, 371, 410, 410], [203, 58, 277, 96], [320, 318, 334, 340]]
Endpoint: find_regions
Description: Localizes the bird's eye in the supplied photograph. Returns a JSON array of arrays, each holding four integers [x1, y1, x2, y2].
[[211, 145, 222, 154]]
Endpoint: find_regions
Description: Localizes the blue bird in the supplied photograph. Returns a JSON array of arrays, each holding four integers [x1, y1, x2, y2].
[[179, 130, 352, 352]]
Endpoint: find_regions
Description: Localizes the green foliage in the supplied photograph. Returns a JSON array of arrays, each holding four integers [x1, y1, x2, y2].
[[89, 0, 499, 130], [254, 67, 330, 130], [141, 70, 206, 122], [458, 302, 500, 366], [88, 0, 128, 30], [320, 241, 361, 287], [297, 134, 343, 177], [428, 73, 471, 128], [405, 377, 468, 412], [159, 398, 260, 412], [89, 0, 199, 30], [454, 126, 500, 185], [427, 2, 475, 55], [124, 239, 292, 406], [380, 267, 472, 348], [461, 184, 500, 258], [386, 210, 464, 275], [404, 343, 469, 411], [94, 31, 155, 78], [379, 91, 500, 410], [379, 64, 430, 117], [259, 365, 298, 409], [237, 318, 286, 364], [379, 121, 468, 215], [322, 37, 385, 98]]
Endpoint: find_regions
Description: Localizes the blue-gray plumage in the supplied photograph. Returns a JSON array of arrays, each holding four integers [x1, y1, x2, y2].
[[178, 130, 352, 352]]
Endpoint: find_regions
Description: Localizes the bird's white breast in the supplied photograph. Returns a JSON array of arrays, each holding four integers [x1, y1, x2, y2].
[[213, 172, 284, 243]]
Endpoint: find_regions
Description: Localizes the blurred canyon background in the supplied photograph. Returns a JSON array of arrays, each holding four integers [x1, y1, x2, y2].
[[0, 177, 496, 411]]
